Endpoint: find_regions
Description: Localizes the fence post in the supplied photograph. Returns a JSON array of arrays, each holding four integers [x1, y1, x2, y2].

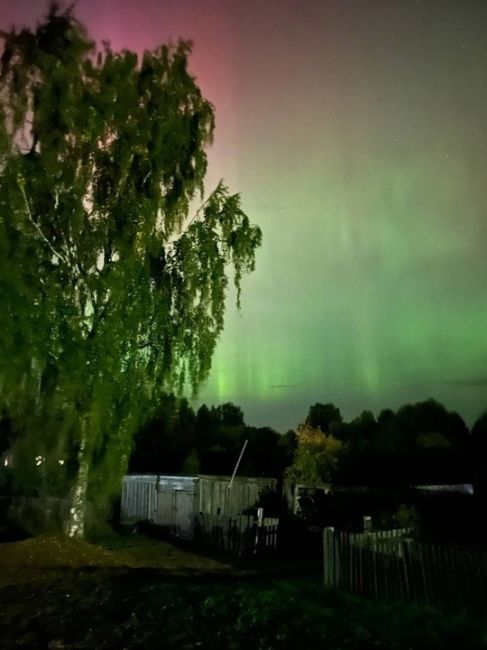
[[323, 527, 335, 587], [254, 507, 264, 554], [418, 543, 430, 606]]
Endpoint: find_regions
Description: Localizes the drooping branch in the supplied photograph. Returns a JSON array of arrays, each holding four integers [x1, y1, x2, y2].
[[17, 176, 69, 266]]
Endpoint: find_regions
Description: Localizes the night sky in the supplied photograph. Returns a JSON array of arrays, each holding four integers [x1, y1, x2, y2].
[[2, 0, 487, 431]]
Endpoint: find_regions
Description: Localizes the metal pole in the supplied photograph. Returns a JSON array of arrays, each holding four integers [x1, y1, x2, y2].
[[228, 439, 248, 489]]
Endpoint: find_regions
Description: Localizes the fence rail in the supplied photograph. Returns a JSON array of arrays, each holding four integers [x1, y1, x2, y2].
[[323, 527, 487, 615], [195, 512, 279, 557]]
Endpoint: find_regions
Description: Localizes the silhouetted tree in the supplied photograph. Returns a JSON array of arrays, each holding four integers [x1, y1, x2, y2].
[[306, 403, 342, 433], [471, 410, 487, 491], [393, 399, 469, 483], [240, 426, 281, 477], [196, 404, 216, 434], [129, 395, 196, 474], [332, 400, 470, 486], [216, 402, 245, 428], [278, 430, 298, 474]]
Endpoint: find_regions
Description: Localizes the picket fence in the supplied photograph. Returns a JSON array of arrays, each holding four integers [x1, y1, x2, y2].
[[323, 527, 487, 615], [195, 511, 279, 557]]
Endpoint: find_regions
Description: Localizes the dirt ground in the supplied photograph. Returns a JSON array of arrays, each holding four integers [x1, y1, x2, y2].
[[0, 532, 234, 588], [0, 532, 317, 649]]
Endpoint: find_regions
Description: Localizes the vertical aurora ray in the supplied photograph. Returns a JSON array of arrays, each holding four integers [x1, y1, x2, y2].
[[2, 0, 487, 430]]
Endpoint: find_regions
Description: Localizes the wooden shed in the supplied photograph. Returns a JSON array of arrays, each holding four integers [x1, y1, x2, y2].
[[120, 474, 277, 539]]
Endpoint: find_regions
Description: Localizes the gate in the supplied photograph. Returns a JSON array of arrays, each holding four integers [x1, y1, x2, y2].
[[174, 489, 195, 539]]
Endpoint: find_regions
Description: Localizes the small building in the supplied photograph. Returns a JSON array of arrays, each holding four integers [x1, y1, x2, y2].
[[283, 480, 332, 515], [120, 474, 277, 539]]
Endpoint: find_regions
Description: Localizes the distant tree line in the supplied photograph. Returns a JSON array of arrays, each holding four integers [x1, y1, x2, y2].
[[128, 396, 296, 479], [2, 396, 487, 497], [123, 396, 487, 490], [305, 399, 480, 487]]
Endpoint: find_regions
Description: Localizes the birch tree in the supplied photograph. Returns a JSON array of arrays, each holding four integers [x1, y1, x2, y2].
[[0, 5, 262, 536]]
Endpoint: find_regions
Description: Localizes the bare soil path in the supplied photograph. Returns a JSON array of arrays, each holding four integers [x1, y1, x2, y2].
[[0, 533, 233, 588]]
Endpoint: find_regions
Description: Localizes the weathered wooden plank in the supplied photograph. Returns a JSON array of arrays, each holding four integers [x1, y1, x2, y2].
[[321, 526, 487, 617], [323, 527, 335, 587]]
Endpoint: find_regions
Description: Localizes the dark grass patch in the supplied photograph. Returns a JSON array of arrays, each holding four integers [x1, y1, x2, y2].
[[1, 571, 487, 650], [1, 531, 486, 649]]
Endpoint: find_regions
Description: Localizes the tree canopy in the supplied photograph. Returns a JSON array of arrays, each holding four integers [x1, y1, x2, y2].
[[285, 424, 343, 486], [0, 5, 262, 535], [306, 402, 342, 433]]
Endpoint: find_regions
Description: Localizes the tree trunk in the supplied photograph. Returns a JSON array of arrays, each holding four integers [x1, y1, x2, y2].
[[66, 420, 89, 538]]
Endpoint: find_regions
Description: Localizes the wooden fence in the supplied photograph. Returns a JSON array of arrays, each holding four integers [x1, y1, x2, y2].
[[195, 511, 279, 557], [323, 527, 487, 615]]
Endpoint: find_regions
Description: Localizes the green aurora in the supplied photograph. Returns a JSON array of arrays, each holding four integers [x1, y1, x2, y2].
[[194, 0, 487, 429], [2, 0, 487, 430]]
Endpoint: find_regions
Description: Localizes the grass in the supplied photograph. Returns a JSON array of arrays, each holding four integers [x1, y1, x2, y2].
[[1, 530, 487, 649]]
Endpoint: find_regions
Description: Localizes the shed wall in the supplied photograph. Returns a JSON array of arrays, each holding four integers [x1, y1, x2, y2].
[[120, 475, 158, 524], [154, 475, 198, 538], [197, 475, 277, 516], [121, 474, 278, 537]]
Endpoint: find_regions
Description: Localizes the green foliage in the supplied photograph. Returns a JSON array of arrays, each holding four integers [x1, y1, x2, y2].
[[0, 6, 261, 519], [394, 504, 420, 531], [3, 573, 486, 649], [285, 424, 343, 485]]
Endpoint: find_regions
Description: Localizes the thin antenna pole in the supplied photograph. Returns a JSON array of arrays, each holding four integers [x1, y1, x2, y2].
[[228, 439, 248, 489]]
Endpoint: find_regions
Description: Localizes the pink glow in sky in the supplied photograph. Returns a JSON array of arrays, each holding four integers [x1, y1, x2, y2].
[[2, 1, 487, 431], [0, 0, 240, 189]]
